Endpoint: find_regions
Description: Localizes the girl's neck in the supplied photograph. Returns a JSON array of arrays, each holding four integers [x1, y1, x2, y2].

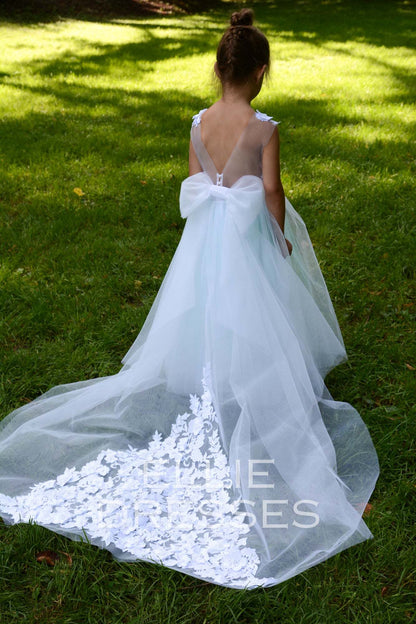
[[219, 80, 260, 107]]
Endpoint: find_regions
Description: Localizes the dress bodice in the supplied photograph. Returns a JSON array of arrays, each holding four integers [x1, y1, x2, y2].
[[190, 108, 279, 188]]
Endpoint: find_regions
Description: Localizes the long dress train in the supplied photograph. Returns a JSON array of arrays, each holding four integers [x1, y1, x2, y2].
[[0, 109, 379, 590]]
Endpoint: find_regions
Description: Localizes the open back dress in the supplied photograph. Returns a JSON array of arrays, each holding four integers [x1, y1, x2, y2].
[[0, 108, 379, 590]]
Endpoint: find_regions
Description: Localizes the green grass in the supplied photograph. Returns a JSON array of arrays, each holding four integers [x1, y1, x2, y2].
[[0, 1, 415, 622]]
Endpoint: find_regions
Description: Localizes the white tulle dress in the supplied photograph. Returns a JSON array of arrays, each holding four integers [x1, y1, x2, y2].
[[0, 108, 379, 590]]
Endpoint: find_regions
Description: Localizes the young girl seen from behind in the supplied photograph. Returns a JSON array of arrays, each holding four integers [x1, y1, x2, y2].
[[189, 8, 293, 254], [0, 8, 379, 591]]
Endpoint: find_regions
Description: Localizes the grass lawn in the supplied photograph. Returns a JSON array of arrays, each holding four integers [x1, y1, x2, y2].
[[0, 0, 415, 621]]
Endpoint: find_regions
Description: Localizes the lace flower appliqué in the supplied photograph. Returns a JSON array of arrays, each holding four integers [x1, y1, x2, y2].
[[0, 365, 275, 589], [191, 108, 208, 128], [255, 110, 279, 126]]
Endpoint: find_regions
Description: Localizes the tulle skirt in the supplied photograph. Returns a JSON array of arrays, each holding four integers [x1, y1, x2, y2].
[[0, 173, 379, 589]]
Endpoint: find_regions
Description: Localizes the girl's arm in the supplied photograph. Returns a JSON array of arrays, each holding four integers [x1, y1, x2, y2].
[[262, 126, 292, 254], [262, 126, 285, 230], [189, 140, 203, 176]]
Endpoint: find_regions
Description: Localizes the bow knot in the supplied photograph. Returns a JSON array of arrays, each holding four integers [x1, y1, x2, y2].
[[210, 184, 230, 200]]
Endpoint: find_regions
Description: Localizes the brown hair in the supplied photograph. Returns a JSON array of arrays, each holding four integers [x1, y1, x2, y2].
[[216, 8, 270, 85]]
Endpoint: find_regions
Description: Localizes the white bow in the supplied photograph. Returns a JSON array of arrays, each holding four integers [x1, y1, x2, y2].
[[179, 172, 266, 234]]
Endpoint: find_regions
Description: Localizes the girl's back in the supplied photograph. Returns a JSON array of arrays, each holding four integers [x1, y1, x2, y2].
[[191, 102, 278, 187]]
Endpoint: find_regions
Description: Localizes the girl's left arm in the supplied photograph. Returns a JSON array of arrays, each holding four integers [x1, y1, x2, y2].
[[262, 126, 293, 255], [189, 140, 203, 176], [262, 126, 286, 230]]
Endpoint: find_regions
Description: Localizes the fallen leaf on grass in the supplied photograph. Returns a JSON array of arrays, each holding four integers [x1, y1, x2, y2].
[[405, 363, 415, 371], [73, 187, 85, 196], [35, 550, 72, 566], [363, 503, 373, 516]]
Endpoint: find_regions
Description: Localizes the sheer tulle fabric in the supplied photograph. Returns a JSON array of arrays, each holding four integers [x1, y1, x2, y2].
[[0, 122, 379, 589]]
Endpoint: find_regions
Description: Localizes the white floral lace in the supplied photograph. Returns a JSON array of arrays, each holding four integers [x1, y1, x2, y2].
[[255, 110, 279, 126], [191, 108, 208, 127], [192, 108, 279, 128], [0, 365, 275, 589]]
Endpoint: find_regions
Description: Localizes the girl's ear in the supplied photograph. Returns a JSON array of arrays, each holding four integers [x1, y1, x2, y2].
[[256, 64, 267, 83], [214, 61, 220, 78]]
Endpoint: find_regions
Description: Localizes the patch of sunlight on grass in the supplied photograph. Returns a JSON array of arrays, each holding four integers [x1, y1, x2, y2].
[[0, 17, 221, 119]]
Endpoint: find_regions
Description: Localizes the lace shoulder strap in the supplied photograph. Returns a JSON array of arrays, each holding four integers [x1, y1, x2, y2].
[[190, 109, 217, 181], [254, 109, 280, 147]]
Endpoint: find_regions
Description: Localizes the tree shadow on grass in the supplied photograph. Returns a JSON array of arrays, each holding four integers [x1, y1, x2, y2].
[[0, 0, 225, 24], [33, 28, 217, 77], [0, 0, 176, 23], [254, 0, 416, 49]]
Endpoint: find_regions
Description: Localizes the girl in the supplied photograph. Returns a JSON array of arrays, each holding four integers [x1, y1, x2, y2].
[[0, 9, 379, 590], [188, 8, 293, 255]]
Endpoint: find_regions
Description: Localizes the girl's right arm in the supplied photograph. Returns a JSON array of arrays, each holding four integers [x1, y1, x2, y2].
[[262, 126, 292, 254]]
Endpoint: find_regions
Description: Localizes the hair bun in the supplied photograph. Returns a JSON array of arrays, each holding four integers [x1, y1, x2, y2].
[[230, 8, 254, 27]]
